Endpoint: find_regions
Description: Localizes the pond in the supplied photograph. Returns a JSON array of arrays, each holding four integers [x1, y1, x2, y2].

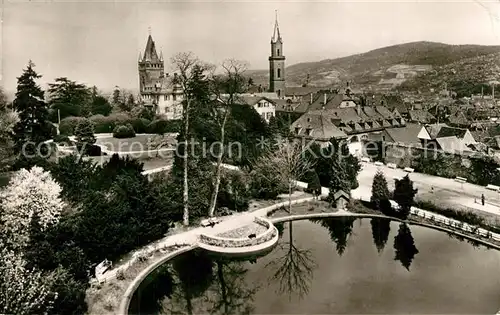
[[128, 218, 500, 314]]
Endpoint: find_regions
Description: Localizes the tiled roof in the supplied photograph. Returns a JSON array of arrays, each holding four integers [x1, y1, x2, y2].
[[424, 123, 449, 139], [408, 110, 436, 123], [290, 112, 347, 140], [285, 86, 323, 97], [385, 123, 422, 145], [436, 136, 471, 154], [436, 126, 468, 139]]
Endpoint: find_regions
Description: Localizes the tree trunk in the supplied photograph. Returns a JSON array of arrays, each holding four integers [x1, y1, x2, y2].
[[183, 100, 190, 227], [208, 109, 228, 217]]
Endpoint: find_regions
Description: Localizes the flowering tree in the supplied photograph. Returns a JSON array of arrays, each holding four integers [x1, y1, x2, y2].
[[0, 244, 58, 315], [0, 166, 64, 247]]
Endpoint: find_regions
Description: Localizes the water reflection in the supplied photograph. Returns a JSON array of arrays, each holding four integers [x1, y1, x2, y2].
[[370, 218, 391, 253], [312, 217, 356, 255], [393, 223, 419, 271], [266, 221, 317, 300], [163, 250, 214, 314]]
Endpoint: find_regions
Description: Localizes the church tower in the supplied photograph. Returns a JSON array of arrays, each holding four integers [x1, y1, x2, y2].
[[269, 11, 285, 97], [138, 30, 164, 97]]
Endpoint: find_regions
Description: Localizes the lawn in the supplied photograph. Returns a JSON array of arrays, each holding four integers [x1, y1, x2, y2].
[[96, 134, 177, 153]]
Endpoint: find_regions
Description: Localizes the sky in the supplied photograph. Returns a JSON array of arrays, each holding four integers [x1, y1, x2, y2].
[[2, 0, 500, 93]]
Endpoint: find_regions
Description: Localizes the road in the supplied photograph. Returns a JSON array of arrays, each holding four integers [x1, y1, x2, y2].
[[353, 162, 500, 219]]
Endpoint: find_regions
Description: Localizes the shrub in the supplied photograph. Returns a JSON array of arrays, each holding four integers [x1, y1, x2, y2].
[[147, 119, 181, 135], [53, 135, 71, 145], [90, 113, 132, 134], [129, 118, 150, 134], [113, 124, 136, 138], [81, 144, 102, 157], [59, 117, 85, 135]]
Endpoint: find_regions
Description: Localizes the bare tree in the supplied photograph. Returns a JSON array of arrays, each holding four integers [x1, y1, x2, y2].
[[171, 52, 214, 226], [254, 140, 313, 213], [207, 59, 249, 218]]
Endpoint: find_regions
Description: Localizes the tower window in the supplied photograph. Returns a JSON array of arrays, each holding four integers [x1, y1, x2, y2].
[[172, 94, 177, 101], [277, 68, 281, 78], [277, 49, 280, 56]]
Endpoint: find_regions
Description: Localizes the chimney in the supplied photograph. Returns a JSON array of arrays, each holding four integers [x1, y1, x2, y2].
[[310, 93, 313, 105], [323, 93, 327, 105], [356, 103, 361, 115], [494, 84, 495, 100]]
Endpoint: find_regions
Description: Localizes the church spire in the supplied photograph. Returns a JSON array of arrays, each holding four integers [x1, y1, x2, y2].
[[142, 29, 160, 62], [271, 10, 282, 43]]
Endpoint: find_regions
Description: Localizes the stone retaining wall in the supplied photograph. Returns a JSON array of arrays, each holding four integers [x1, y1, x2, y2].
[[199, 217, 277, 248]]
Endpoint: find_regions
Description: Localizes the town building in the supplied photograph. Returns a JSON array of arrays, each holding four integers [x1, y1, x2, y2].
[[268, 12, 286, 97], [290, 103, 406, 156], [417, 123, 477, 154], [138, 32, 183, 119]]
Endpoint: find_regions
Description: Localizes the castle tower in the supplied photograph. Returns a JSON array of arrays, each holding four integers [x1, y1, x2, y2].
[[138, 30, 164, 96], [269, 11, 286, 97]]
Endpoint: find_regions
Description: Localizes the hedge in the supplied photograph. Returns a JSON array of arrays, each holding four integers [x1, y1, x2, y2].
[[59, 117, 86, 135], [147, 119, 181, 135]]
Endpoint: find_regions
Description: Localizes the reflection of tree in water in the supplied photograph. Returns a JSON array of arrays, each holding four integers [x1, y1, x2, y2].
[[393, 223, 419, 271], [313, 217, 356, 256], [266, 221, 317, 300], [128, 264, 175, 315], [163, 250, 215, 315], [370, 218, 391, 253], [159, 250, 257, 315], [447, 232, 486, 249], [203, 259, 258, 315]]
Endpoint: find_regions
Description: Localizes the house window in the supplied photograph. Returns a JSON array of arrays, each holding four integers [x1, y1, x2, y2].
[[173, 94, 177, 101], [277, 68, 281, 78], [295, 127, 301, 134], [305, 128, 312, 136]]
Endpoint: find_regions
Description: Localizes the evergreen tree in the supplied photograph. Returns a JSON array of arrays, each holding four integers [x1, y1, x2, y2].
[[112, 87, 121, 106], [393, 174, 418, 219], [12, 61, 52, 161], [306, 170, 321, 198], [74, 118, 96, 153], [370, 170, 391, 213], [48, 77, 91, 120]]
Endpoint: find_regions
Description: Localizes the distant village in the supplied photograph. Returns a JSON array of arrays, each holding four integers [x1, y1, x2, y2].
[[137, 15, 500, 162]]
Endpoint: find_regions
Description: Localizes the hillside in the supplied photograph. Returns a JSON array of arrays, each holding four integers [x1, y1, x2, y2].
[[249, 41, 500, 90], [398, 52, 500, 97]]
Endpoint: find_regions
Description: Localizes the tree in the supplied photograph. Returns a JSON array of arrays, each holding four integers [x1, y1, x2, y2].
[[0, 246, 60, 315], [370, 170, 391, 213], [171, 52, 214, 226], [74, 118, 96, 155], [393, 174, 418, 219], [0, 88, 19, 171], [370, 218, 391, 253], [0, 167, 64, 249], [207, 59, 248, 217], [90, 95, 112, 116], [306, 170, 321, 198], [48, 77, 91, 119], [123, 93, 135, 112], [393, 223, 419, 270], [12, 61, 52, 159], [253, 140, 313, 213], [112, 86, 122, 107]]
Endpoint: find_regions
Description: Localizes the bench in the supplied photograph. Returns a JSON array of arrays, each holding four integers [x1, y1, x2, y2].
[[486, 184, 500, 192], [455, 176, 467, 183], [387, 163, 397, 169], [200, 217, 221, 227], [374, 161, 384, 166], [403, 167, 414, 173], [361, 157, 370, 163]]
